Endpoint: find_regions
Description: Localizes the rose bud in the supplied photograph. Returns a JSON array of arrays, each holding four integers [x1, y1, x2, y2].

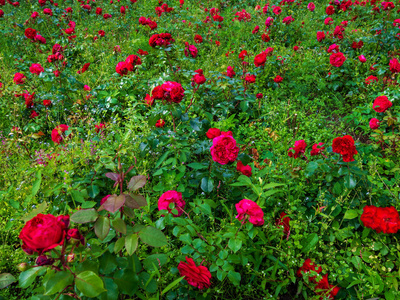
[[36, 255, 55, 266], [67, 254, 75, 263], [66, 228, 85, 245], [17, 262, 29, 272]]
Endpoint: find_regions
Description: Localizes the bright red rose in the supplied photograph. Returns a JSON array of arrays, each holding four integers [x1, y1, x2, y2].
[[374, 206, 400, 234], [310, 142, 325, 156], [238, 50, 248, 61], [116, 61, 129, 76], [194, 34, 203, 43], [227, 66, 236, 78], [144, 94, 154, 106], [365, 75, 378, 85], [245, 74, 256, 83], [288, 139, 307, 159], [326, 5, 335, 15], [389, 58, 400, 73], [368, 118, 380, 131], [43, 100, 51, 107], [30, 110, 39, 119], [210, 131, 239, 164], [19, 214, 69, 254], [235, 199, 264, 226], [29, 63, 44, 75], [178, 257, 211, 289], [206, 128, 221, 139], [373, 95, 392, 113], [254, 52, 267, 67], [77, 62, 90, 74], [317, 31, 325, 42], [14, 72, 26, 85], [237, 160, 252, 177], [274, 75, 283, 83], [193, 69, 206, 85], [155, 119, 165, 128], [125, 55, 142, 71], [329, 52, 346, 67], [25, 28, 37, 39], [95, 123, 105, 133], [158, 190, 185, 217], [332, 135, 357, 162], [161, 81, 185, 103], [273, 6, 281, 15], [51, 124, 69, 144], [152, 86, 164, 99]]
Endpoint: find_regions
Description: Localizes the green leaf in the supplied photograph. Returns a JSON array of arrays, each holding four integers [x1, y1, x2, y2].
[[99, 251, 117, 275], [112, 218, 127, 235], [240, 101, 249, 112], [227, 270, 241, 286], [305, 161, 319, 176], [127, 175, 147, 191], [70, 190, 86, 204], [87, 185, 100, 198], [44, 271, 73, 295], [114, 237, 125, 254], [187, 163, 208, 170], [95, 216, 111, 241], [344, 209, 359, 220], [125, 194, 147, 209], [155, 151, 171, 168], [344, 174, 357, 189], [0, 273, 16, 289], [100, 277, 119, 300], [19, 267, 45, 289], [31, 170, 42, 197], [102, 194, 125, 213], [114, 269, 138, 296], [70, 209, 99, 224], [161, 276, 185, 295], [139, 226, 167, 247], [200, 177, 214, 193], [75, 271, 106, 297], [143, 254, 168, 271], [21, 202, 47, 222], [263, 182, 285, 189], [301, 233, 319, 253], [228, 238, 242, 253], [125, 234, 139, 255]]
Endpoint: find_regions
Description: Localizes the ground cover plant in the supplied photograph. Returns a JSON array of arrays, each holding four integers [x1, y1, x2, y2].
[[0, 0, 400, 299]]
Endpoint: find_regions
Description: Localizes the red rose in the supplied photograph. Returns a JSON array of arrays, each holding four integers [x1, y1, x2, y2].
[[206, 128, 221, 139], [235, 199, 264, 226], [29, 63, 44, 75], [276, 212, 290, 235], [144, 94, 154, 106], [365, 75, 378, 85], [326, 5, 335, 15], [238, 50, 248, 61], [296, 259, 322, 282], [332, 135, 357, 162], [161, 81, 185, 103], [245, 74, 256, 83], [178, 257, 211, 289], [310, 142, 325, 156], [370, 206, 400, 234], [254, 52, 267, 67], [156, 119, 165, 128], [19, 214, 69, 254], [288, 139, 307, 159], [116, 61, 129, 76], [373, 95, 392, 113], [329, 52, 346, 67], [193, 69, 206, 85], [194, 34, 202, 43], [317, 31, 325, 42], [389, 58, 400, 73], [66, 228, 85, 245], [210, 131, 239, 164], [43, 100, 51, 107], [25, 28, 37, 39], [227, 66, 235, 78], [51, 124, 69, 144], [95, 123, 105, 133], [369, 118, 380, 129], [256, 93, 263, 99], [236, 160, 252, 177], [13, 72, 26, 85], [158, 190, 185, 216], [125, 54, 142, 71], [274, 75, 283, 83], [152, 86, 164, 99]]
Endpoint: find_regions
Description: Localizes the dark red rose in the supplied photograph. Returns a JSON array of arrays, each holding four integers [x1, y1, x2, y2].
[[116, 61, 129, 76], [178, 257, 211, 289], [276, 212, 290, 235], [66, 228, 85, 245], [373, 95, 392, 113], [25, 28, 37, 39], [156, 119, 165, 128], [36, 255, 55, 266], [326, 5, 335, 15], [43, 100, 52, 107], [19, 214, 69, 254], [329, 52, 346, 67], [374, 206, 400, 234], [332, 135, 357, 162], [254, 52, 267, 67], [125, 54, 141, 71], [152, 86, 164, 99], [237, 160, 252, 177], [206, 128, 221, 139]]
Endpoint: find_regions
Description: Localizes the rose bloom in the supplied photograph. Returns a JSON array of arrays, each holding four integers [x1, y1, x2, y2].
[[25, 28, 37, 39], [116, 61, 129, 76], [330, 40, 341, 52], [373, 95, 392, 113], [43, 8, 52, 16], [98, 30, 105, 37], [51, 124, 69, 144], [272, 6, 281, 15], [95, 123, 105, 133], [34, 35, 46, 44], [227, 66, 235, 78], [329, 52, 346, 67], [43, 100, 51, 107], [125, 54, 142, 71], [155, 119, 165, 128], [310, 142, 325, 156], [30, 110, 39, 119], [254, 52, 267, 67], [276, 212, 290, 235], [256, 93, 263, 99], [206, 128, 221, 139], [194, 34, 202, 43], [210, 131, 239, 164], [238, 50, 248, 61], [158, 190, 185, 217], [265, 16, 274, 27], [178, 257, 211, 289], [315, 274, 340, 299], [193, 69, 206, 85], [332, 135, 357, 162], [235, 199, 264, 226], [297, 259, 322, 282], [144, 94, 154, 106], [369, 118, 380, 129], [293, 45, 299, 51], [282, 15, 294, 25], [358, 55, 366, 63], [361, 205, 400, 234], [252, 25, 259, 34], [326, 5, 335, 15], [29, 63, 44, 75], [307, 2, 315, 11], [237, 160, 252, 177], [324, 17, 333, 25], [184, 44, 198, 58], [288, 139, 307, 159], [0, 9, 4, 17], [13, 72, 26, 84], [19, 214, 69, 254], [365, 75, 378, 85], [245, 74, 256, 83], [317, 31, 325, 42], [84, 85, 91, 91], [389, 58, 400, 73], [274, 75, 283, 83]]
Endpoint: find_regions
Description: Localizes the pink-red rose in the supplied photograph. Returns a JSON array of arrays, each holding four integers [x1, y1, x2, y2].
[[210, 131, 239, 164], [235, 199, 264, 226], [178, 257, 211, 289], [158, 190, 185, 216]]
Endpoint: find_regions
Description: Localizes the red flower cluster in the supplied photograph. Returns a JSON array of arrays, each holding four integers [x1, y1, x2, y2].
[[152, 81, 185, 104], [178, 257, 211, 289], [149, 33, 174, 47], [116, 54, 142, 76], [332, 135, 357, 162], [360, 205, 400, 234], [155, 3, 173, 17], [51, 124, 69, 144], [297, 259, 340, 299], [288, 139, 307, 159], [138, 16, 157, 30]]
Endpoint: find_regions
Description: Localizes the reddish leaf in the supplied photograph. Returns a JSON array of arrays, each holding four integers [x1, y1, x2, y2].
[[127, 175, 146, 191], [105, 173, 120, 182], [103, 194, 125, 213]]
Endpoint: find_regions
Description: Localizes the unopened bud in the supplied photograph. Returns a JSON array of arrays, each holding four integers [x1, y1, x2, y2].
[[17, 262, 29, 272], [67, 254, 75, 263], [36, 256, 54, 266]]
